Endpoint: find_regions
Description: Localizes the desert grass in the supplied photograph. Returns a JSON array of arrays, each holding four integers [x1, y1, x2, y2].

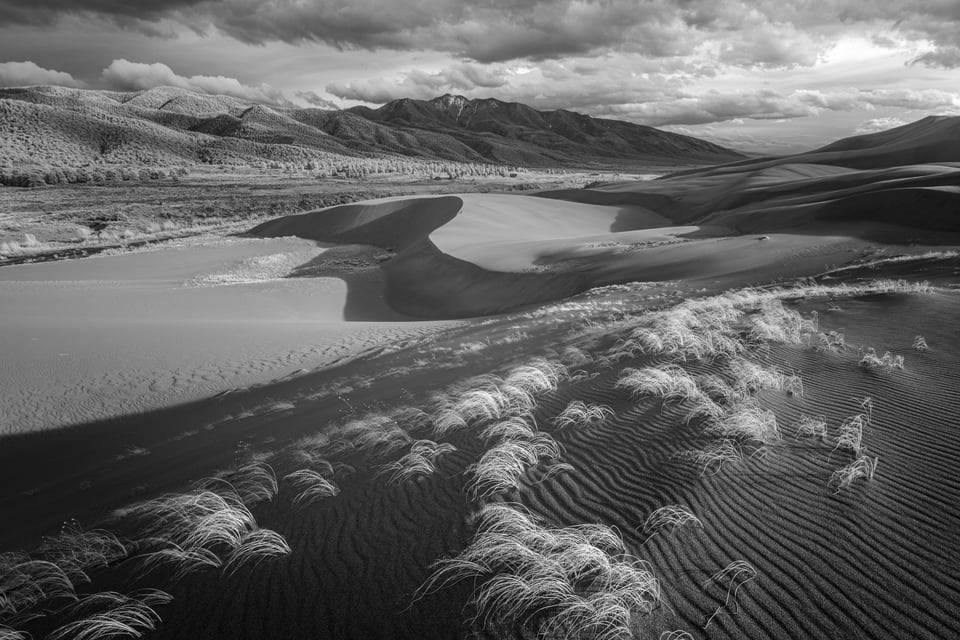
[[553, 401, 614, 430], [0, 625, 28, 640], [728, 361, 791, 398], [641, 506, 703, 542], [418, 504, 660, 640], [329, 415, 413, 462], [832, 414, 867, 458], [377, 439, 457, 484], [814, 330, 847, 353], [746, 300, 817, 345], [858, 348, 904, 372], [120, 487, 290, 579], [912, 335, 929, 351], [196, 463, 278, 507], [616, 365, 702, 406], [465, 434, 564, 501], [702, 560, 757, 629], [46, 589, 173, 640], [687, 440, 744, 477], [707, 405, 781, 446], [221, 529, 291, 577], [659, 632, 694, 640], [283, 470, 340, 508], [830, 455, 879, 493], [793, 415, 828, 441], [34, 521, 127, 584], [1, 559, 77, 622]]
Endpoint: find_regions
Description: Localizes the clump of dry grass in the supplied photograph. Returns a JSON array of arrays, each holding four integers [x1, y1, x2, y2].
[[832, 414, 867, 458], [830, 455, 879, 492], [1, 559, 77, 622], [794, 415, 828, 441], [377, 439, 457, 484], [34, 521, 127, 584], [119, 487, 290, 579], [912, 335, 929, 351], [417, 504, 660, 639], [46, 589, 173, 640], [707, 404, 781, 446], [686, 439, 744, 476], [465, 433, 564, 501], [641, 506, 703, 542], [703, 560, 757, 629], [553, 401, 614, 430], [283, 469, 340, 508], [858, 348, 904, 372], [616, 365, 702, 407], [221, 529, 291, 577], [196, 463, 278, 507], [813, 330, 846, 353]]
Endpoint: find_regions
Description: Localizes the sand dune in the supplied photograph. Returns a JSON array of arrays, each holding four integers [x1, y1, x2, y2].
[[0, 235, 460, 433], [248, 124, 960, 318]]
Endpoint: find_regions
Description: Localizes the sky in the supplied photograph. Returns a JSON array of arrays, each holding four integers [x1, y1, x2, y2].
[[0, 0, 958, 153]]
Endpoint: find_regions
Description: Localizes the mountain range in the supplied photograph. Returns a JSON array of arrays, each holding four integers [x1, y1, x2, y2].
[[0, 85, 742, 172]]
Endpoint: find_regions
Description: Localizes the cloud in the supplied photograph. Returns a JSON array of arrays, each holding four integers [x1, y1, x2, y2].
[[100, 58, 292, 106], [6, 0, 958, 69], [854, 117, 908, 134], [0, 60, 83, 87], [910, 46, 960, 69], [294, 90, 340, 110], [328, 63, 510, 103]]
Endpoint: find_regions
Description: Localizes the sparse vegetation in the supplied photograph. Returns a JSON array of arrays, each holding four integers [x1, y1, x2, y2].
[[912, 335, 929, 351], [858, 348, 904, 372], [553, 401, 614, 430], [830, 455, 879, 492], [703, 561, 757, 629], [417, 504, 660, 639], [46, 589, 173, 640], [641, 506, 703, 542], [794, 415, 828, 441]]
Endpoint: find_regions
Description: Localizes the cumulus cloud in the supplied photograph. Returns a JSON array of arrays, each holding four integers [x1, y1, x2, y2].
[[0, 60, 83, 87], [100, 59, 292, 106]]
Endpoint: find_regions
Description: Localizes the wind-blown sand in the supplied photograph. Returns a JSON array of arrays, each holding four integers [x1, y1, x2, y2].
[[3, 116, 960, 640]]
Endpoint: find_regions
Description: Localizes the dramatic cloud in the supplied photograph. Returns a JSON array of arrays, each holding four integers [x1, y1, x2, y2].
[[0, 60, 83, 87], [2, 0, 958, 68], [100, 58, 292, 106]]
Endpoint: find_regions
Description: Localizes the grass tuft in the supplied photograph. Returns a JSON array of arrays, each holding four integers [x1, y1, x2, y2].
[[283, 470, 340, 508], [703, 560, 757, 629], [858, 347, 904, 372], [912, 335, 929, 351], [793, 415, 827, 441], [641, 506, 703, 542], [830, 455, 879, 493], [553, 401, 614, 430], [221, 529, 291, 577], [46, 589, 173, 640], [418, 504, 659, 639]]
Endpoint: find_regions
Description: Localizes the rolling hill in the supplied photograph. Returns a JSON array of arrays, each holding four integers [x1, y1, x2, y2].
[[0, 85, 743, 179]]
